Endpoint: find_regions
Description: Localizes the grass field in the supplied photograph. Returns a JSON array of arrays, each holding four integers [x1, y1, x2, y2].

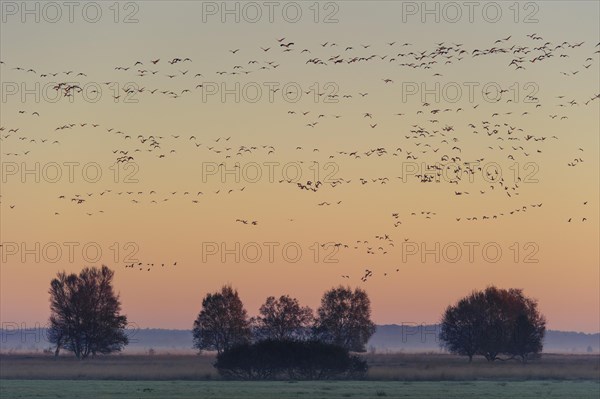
[[1, 354, 598, 398], [1, 353, 598, 381], [1, 380, 599, 399]]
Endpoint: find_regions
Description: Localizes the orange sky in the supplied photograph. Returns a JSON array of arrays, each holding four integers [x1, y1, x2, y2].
[[1, 1, 599, 333]]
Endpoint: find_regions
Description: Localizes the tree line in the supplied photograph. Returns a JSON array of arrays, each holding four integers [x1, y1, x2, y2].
[[47, 266, 546, 370], [191, 285, 376, 354]]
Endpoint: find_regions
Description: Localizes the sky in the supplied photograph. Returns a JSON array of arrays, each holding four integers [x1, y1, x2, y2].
[[1, 1, 599, 333]]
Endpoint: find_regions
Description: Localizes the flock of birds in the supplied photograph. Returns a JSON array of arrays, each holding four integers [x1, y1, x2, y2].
[[2, 33, 597, 280], [124, 261, 178, 272]]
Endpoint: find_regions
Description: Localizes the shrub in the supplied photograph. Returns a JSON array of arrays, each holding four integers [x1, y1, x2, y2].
[[214, 339, 368, 380]]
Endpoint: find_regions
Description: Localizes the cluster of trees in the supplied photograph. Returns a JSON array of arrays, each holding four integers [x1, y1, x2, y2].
[[440, 286, 546, 362], [191, 286, 377, 354], [46, 266, 547, 368], [191, 286, 375, 379], [47, 267, 377, 364]]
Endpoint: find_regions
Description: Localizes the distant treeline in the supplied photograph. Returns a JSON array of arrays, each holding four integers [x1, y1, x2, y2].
[[2, 326, 598, 354]]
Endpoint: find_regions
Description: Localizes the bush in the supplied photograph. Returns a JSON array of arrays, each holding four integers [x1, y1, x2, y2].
[[214, 339, 368, 380]]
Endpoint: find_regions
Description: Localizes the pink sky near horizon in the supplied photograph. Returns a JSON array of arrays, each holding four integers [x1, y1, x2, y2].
[[1, 1, 599, 334]]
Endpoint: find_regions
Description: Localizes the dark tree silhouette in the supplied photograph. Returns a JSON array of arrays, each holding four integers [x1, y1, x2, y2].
[[440, 286, 546, 362], [506, 300, 546, 362], [253, 295, 314, 341], [192, 285, 251, 354], [439, 290, 487, 362], [313, 286, 376, 352], [214, 339, 368, 380], [47, 266, 128, 359]]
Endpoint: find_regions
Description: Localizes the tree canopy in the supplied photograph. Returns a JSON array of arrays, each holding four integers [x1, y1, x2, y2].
[[48, 265, 128, 359], [192, 285, 252, 354], [313, 286, 376, 352], [440, 286, 546, 362], [253, 295, 314, 341]]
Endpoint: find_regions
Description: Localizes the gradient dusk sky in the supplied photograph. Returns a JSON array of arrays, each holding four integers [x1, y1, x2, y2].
[[1, 1, 599, 333]]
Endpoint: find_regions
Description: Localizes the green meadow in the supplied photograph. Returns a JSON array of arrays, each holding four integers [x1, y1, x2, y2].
[[1, 380, 599, 399]]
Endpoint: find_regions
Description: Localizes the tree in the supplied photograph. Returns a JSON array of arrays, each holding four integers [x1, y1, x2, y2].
[[440, 286, 546, 362], [477, 287, 508, 362], [254, 295, 314, 341], [506, 297, 546, 362], [439, 291, 486, 362], [47, 266, 128, 359], [192, 285, 251, 354], [313, 286, 376, 352]]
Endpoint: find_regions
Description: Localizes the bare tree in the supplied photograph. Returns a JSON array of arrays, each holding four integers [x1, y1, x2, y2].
[[48, 266, 128, 359], [192, 285, 251, 354], [314, 286, 376, 352], [254, 295, 314, 341]]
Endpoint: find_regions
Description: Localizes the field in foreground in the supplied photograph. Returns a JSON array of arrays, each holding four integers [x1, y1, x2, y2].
[[1, 380, 599, 399]]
